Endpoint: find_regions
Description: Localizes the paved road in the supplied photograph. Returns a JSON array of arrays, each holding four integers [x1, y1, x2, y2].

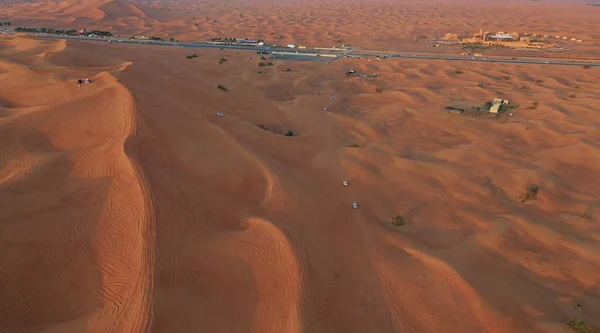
[[13, 32, 600, 67]]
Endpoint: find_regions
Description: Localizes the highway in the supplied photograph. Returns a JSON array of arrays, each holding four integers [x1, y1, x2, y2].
[[10, 32, 600, 67]]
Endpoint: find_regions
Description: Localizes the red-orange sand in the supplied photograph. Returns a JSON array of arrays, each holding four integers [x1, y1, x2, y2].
[[1, 1, 600, 333]]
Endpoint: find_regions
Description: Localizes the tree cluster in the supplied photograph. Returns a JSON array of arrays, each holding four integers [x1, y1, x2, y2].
[[13, 27, 113, 37]]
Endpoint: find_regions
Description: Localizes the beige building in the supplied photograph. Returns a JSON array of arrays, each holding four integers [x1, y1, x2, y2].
[[490, 98, 509, 114]]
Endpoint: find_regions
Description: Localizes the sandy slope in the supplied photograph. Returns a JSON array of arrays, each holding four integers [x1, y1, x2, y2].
[[1, 33, 600, 333]]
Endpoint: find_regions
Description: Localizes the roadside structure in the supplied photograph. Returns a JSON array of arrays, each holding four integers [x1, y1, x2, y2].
[[489, 98, 509, 114]]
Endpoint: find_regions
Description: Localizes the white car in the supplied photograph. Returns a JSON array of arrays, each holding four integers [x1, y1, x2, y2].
[[543, 61, 550, 64], [329, 97, 334, 101], [324, 107, 328, 111], [216, 112, 224, 117], [342, 180, 349, 186], [352, 202, 359, 209]]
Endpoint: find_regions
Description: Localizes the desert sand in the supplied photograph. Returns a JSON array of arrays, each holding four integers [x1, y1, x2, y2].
[[1, 1, 600, 333]]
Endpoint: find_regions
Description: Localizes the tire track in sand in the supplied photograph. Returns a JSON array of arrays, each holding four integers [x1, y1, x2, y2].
[[76, 72, 155, 333], [112, 76, 156, 333]]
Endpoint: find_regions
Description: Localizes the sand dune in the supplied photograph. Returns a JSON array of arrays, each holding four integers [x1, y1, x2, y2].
[[1, 10, 600, 333]]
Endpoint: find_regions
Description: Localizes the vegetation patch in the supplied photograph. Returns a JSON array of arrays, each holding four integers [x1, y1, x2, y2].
[[257, 124, 268, 130], [375, 87, 383, 93], [580, 211, 594, 220], [520, 185, 539, 203], [566, 318, 596, 333], [526, 101, 539, 110], [349, 143, 360, 148], [217, 85, 228, 91], [583, 64, 591, 69], [259, 62, 266, 67], [455, 69, 463, 74], [267, 62, 274, 66], [390, 214, 405, 226], [284, 130, 295, 137]]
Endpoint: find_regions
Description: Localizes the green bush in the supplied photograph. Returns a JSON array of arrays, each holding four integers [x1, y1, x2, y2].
[[390, 214, 405, 226], [484, 101, 493, 109], [267, 62, 274, 66], [566, 318, 595, 333], [284, 130, 294, 136], [217, 85, 228, 91], [220, 58, 227, 62], [520, 185, 539, 203], [258, 62, 266, 67], [257, 124, 268, 130], [350, 143, 360, 148]]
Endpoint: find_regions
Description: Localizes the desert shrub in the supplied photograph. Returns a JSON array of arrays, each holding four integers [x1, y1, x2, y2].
[[261, 56, 266, 60], [502, 76, 511, 80], [484, 101, 493, 109], [455, 69, 463, 74], [520, 85, 528, 90], [350, 143, 360, 148], [286, 68, 291, 72], [284, 130, 294, 136], [526, 101, 539, 110], [520, 185, 539, 203], [257, 124, 268, 130], [566, 318, 595, 333], [536, 79, 544, 84], [217, 85, 228, 91], [477, 83, 484, 88], [580, 212, 594, 220], [267, 62, 274, 66], [220, 58, 227, 62], [375, 87, 383, 93], [390, 214, 405, 226], [170, 37, 174, 41], [192, 53, 198, 58], [583, 65, 591, 69], [186, 55, 193, 59], [259, 62, 266, 67], [569, 94, 576, 98]]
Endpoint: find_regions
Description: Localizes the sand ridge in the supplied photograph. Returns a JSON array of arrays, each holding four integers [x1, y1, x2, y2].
[[1, 18, 600, 333]]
